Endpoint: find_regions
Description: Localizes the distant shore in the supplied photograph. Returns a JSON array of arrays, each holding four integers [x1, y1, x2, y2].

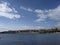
[[0, 28, 60, 34]]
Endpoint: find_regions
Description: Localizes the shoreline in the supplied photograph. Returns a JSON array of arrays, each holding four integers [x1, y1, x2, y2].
[[0, 32, 60, 34]]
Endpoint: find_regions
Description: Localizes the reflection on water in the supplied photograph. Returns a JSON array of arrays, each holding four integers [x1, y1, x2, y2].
[[0, 34, 60, 45]]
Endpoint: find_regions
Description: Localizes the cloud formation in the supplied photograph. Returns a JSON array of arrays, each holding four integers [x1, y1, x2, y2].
[[35, 5, 60, 22], [20, 5, 60, 22], [0, 1, 21, 19], [48, 5, 60, 20], [35, 9, 47, 22], [20, 6, 33, 12]]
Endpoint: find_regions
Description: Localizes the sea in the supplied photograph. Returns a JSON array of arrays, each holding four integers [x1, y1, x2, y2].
[[0, 34, 60, 45]]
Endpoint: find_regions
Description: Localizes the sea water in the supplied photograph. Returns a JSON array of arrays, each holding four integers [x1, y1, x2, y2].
[[0, 34, 60, 45]]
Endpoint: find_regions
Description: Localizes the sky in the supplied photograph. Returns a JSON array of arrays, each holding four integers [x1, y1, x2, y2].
[[0, 0, 60, 31]]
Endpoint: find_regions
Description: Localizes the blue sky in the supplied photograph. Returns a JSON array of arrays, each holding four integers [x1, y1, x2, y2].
[[0, 0, 60, 31]]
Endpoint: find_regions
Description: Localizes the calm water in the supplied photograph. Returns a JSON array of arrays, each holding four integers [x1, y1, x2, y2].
[[0, 34, 60, 45]]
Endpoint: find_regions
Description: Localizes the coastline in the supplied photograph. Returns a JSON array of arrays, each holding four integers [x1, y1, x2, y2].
[[0, 28, 60, 34]]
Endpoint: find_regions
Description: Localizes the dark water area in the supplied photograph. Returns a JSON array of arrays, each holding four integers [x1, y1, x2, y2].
[[0, 34, 60, 45]]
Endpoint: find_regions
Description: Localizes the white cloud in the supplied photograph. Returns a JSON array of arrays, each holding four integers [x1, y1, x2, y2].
[[35, 9, 48, 22], [35, 5, 60, 22], [0, 1, 21, 19], [35, 14, 47, 22], [35, 9, 44, 13], [34, 26, 45, 29], [48, 5, 60, 20], [20, 6, 33, 12], [20, 5, 60, 22]]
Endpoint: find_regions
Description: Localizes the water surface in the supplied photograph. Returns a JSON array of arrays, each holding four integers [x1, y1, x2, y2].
[[0, 34, 60, 45]]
